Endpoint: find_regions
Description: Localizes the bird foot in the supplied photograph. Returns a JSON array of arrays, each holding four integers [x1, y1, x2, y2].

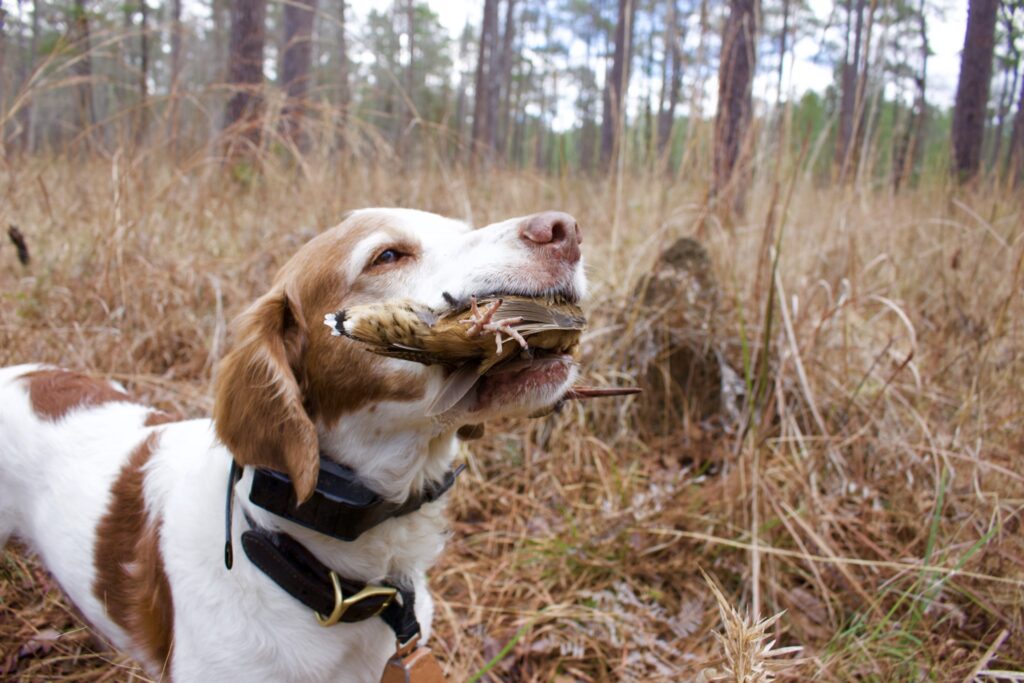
[[459, 297, 528, 354]]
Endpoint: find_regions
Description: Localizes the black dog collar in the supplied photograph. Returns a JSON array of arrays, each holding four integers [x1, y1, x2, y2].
[[222, 456, 462, 643], [249, 458, 463, 542], [240, 520, 421, 642], [224, 456, 463, 568]]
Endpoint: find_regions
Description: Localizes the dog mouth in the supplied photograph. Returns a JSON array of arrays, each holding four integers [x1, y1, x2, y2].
[[471, 351, 576, 413], [444, 283, 581, 308], [440, 324, 580, 417], [423, 286, 584, 418]]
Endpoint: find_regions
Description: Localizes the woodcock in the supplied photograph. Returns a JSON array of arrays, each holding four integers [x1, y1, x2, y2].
[[325, 295, 589, 415]]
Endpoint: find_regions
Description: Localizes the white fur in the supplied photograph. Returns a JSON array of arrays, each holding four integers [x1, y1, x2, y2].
[[0, 209, 586, 682]]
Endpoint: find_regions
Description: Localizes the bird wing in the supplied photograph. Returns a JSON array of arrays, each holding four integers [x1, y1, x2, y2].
[[426, 363, 480, 416], [492, 299, 586, 335], [365, 344, 454, 367]]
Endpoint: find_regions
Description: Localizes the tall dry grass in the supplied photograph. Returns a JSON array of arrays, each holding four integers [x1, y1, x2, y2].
[[0, 147, 1022, 681]]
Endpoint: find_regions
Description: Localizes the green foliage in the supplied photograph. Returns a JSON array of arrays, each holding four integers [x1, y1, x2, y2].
[[358, 2, 452, 135]]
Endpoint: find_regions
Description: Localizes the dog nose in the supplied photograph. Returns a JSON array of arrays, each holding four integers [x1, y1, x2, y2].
[[520, 211, 582, 263]]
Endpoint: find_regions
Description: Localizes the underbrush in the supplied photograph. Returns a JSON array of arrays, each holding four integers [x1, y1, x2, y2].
[[1, 153, 1021, 681]]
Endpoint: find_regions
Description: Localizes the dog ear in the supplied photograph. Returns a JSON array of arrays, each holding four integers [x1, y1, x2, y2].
[[214, 285, 319, 502]]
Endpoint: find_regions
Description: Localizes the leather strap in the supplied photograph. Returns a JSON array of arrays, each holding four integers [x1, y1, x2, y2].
[[247, 459, 465, 543], [241, 524, 420, 644]]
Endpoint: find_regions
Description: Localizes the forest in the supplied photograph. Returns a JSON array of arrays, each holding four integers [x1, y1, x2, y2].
[[0, 0, 1021, 187], [1, 0, 1023, 680]]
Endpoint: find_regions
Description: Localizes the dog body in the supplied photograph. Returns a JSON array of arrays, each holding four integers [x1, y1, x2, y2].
[[0, 209, 584, 682]]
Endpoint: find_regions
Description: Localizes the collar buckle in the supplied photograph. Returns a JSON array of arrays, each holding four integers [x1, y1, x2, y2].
[[315, 571, 398, 627]]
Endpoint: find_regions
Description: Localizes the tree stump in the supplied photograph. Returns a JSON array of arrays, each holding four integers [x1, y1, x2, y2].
[[632, 237, 742, 437]]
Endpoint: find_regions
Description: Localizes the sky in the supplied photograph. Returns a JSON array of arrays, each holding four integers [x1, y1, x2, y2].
[[346, 0, 969, 124]]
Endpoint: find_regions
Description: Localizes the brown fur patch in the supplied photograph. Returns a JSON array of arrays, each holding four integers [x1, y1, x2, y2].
[[213, 288, 321, 501], [213, 216, 425, 500], [20, 369, 132, 421], [144, 411, 179, 427], [284, 219, 425, 426], [93, 433, 175, 676]]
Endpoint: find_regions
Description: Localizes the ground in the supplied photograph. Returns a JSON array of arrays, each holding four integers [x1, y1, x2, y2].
[[1, 156, 1022, 681]]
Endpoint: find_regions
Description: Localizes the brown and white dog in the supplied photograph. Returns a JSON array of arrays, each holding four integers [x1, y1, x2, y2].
[[0, 208, 585, 682]]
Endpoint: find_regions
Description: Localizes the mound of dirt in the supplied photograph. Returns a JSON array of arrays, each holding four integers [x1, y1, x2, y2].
[[631, 237, 743, 436]]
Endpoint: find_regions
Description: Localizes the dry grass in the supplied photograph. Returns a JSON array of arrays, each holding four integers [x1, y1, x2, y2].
[[1, 150, 1022, 682]]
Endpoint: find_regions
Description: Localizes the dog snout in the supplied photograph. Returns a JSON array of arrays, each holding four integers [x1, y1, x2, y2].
[[520, 211, 582, 263]]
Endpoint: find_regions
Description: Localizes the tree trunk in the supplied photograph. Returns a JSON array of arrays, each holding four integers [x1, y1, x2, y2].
[[135, 0, 149, 145], [168, 0, 183, 146], [471, 0, 498, 159], [484, 0, 504, 154], [454, 82, 466, 150], [213, 0, 228, 82], [336, 0, 349, 153], [497, 0, 517, 157], [850, 0, 879, 186], [123, 3, 133, 116], [401, 0, 415, 152], [0, 6, 6, 127], [776, 0, 789, 106], [988, 65, 1015, 170], [511, 59, 529, 166], [682, 0, 709, 168], [989, 11, 1019, 172], [659, 0, 675, 150], [641, 22, 655, 163], [893, 0, 928, 193], [405, 0, 415, 99], [836, 0, 864, 180], [338, 0, 349, 111], [657, 0, 682, 156], [579, 35, 596, 173], [1008, 69, 1024, 186], [655, 5, 670, 146], [19, 0, 39, 151], [712, 0, 757, 209], [600, 0, 636, 171], [951, 0, 998, 182], [281, 0, 318, 148], [224, 0, 267, 150], [71, 0, 96, 145], [535, 72, 547, 171]]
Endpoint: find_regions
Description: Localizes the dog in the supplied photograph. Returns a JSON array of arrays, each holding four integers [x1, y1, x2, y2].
[[0, 208, 585, 682]]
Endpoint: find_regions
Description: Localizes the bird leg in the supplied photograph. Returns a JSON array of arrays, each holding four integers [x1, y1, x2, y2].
[[459, 296, 500, 335], [459, 297, 528, 353]]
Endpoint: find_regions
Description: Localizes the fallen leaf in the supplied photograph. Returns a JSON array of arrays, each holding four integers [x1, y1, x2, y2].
[[18, 628, 62, 659]]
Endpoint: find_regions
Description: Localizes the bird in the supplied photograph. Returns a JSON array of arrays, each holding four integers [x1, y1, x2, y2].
[[325, 294, 586, 371], [325, 295, 587, 415]]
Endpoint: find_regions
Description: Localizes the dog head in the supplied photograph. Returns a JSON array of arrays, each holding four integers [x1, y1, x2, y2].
[[214, 209, 585, 500]]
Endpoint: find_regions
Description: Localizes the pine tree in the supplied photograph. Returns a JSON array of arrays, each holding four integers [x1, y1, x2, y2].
[[601, 0, 637, 171], [281, 0, 318, 147], [224, 0, 267, 150], [71, 0, 96, 143], [951, 0, 998, 182], [713, 0, 757, 210]]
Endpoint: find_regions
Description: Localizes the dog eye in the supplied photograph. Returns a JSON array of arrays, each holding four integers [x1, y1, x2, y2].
[[372, 249, 403, 266]]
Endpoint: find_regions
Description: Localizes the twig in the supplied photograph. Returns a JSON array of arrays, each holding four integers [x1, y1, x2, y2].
[[961, 629, 1010, 683], [8, 226, 30, 265]]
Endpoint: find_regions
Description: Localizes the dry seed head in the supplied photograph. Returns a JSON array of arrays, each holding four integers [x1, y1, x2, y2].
[[698, 571, 803, 683]]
